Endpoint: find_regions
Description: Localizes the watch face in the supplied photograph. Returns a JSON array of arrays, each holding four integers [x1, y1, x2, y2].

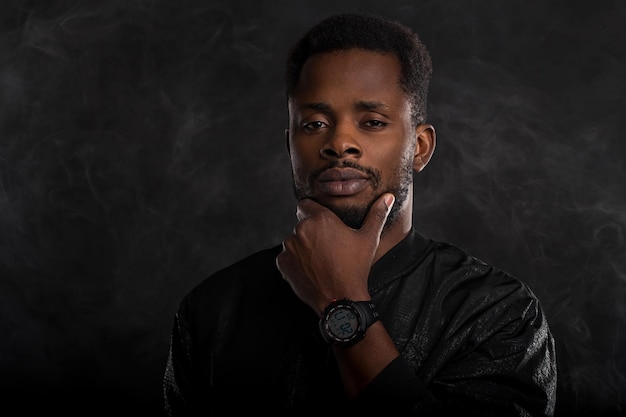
[[327, 306, 360, 340]]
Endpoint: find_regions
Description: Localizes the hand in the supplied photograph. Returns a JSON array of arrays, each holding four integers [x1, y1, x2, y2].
[[276, 193, 395, 313]]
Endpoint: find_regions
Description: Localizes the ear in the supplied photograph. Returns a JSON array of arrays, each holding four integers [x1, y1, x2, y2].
[[413, 124, 436, 173], [284, 128, 291, 156]]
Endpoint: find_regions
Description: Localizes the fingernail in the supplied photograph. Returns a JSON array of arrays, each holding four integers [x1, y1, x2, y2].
[[384, 194, 395, 209]]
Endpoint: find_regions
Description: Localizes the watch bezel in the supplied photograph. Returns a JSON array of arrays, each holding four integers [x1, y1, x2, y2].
[[320, 300, 365, 346], [319, 297, 384, 347]]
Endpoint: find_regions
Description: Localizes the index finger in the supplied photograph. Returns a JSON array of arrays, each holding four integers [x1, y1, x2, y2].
[[295, 198, 329, 221]]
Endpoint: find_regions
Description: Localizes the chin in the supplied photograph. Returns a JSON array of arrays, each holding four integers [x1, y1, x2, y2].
[[324, 199, 374, 229]]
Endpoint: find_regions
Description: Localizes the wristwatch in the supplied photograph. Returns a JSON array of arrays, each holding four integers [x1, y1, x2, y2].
[[318, 298, 380, 347]]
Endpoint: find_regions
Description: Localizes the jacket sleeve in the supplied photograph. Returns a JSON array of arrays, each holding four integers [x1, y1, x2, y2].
[[354, 281, 557, 417], [429, 292, 557, 417], [163, 311, 193, 416], [163, 305, 213, 417]]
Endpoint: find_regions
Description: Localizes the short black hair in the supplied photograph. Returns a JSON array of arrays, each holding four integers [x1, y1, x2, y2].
[[285, 13, 433, 125]]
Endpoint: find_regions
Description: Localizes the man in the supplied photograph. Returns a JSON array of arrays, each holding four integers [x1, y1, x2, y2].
[[163, 13, 557, 416]]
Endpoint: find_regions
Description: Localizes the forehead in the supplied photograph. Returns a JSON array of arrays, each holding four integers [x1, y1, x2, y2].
[[290, 49, 408, 109]]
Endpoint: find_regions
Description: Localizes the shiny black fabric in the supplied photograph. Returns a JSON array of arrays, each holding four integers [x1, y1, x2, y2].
[[163, 229, 557, 416]]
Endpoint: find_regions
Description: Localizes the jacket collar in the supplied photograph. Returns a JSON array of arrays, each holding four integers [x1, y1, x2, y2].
[[368, 227, 432, 291]]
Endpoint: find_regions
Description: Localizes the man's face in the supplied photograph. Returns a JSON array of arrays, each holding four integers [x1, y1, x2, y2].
[[287, 49, 418, 229]]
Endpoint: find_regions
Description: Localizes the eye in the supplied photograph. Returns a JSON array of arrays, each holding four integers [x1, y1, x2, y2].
[[302, 120, 328, 131], [363, 119, 388, 129]]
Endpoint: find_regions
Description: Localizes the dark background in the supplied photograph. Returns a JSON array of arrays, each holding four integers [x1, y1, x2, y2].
[[1, 0, 625, 415]]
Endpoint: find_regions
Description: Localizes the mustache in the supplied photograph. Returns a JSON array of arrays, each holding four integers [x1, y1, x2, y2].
[[309, 160, 381, 183]]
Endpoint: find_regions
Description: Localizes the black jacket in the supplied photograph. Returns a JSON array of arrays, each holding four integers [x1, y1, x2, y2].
[[163, 228, 557, 416]]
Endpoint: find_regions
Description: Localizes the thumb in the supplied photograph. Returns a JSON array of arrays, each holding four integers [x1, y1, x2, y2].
[[360, 193, 395, 238]]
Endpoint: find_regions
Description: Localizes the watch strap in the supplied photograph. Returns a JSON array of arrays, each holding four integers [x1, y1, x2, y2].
[[353, 300, 380, 330]]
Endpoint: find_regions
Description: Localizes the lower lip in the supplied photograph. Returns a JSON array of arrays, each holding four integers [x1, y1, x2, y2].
[[317, 179, 368, 196]]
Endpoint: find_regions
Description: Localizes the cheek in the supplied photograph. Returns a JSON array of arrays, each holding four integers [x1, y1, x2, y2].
[[289, 150, 311, 184], [289, 151, 305, 175], [290, 141, 320, 169], [380, 144, 415, 183]]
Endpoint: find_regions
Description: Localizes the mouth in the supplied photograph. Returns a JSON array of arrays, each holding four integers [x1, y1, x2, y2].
[[315, 167, 370, 196]]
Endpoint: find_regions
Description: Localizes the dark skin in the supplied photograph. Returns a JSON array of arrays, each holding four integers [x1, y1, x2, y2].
[[276, 49, 436, 399]]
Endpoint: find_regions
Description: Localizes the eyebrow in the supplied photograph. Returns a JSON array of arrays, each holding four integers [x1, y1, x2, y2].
[[297, 102, 331, 111], [296, 100, 391, 112], [355, 100, 391, 112]]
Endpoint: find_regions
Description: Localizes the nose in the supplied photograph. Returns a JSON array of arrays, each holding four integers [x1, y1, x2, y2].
[[320, 123, 362, 159]]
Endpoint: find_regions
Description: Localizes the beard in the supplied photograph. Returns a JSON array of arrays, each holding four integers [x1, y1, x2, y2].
[[291, 156, 414, 229]]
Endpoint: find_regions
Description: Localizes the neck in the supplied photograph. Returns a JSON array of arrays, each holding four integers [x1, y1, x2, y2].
[[373, 195, 413, 264]]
